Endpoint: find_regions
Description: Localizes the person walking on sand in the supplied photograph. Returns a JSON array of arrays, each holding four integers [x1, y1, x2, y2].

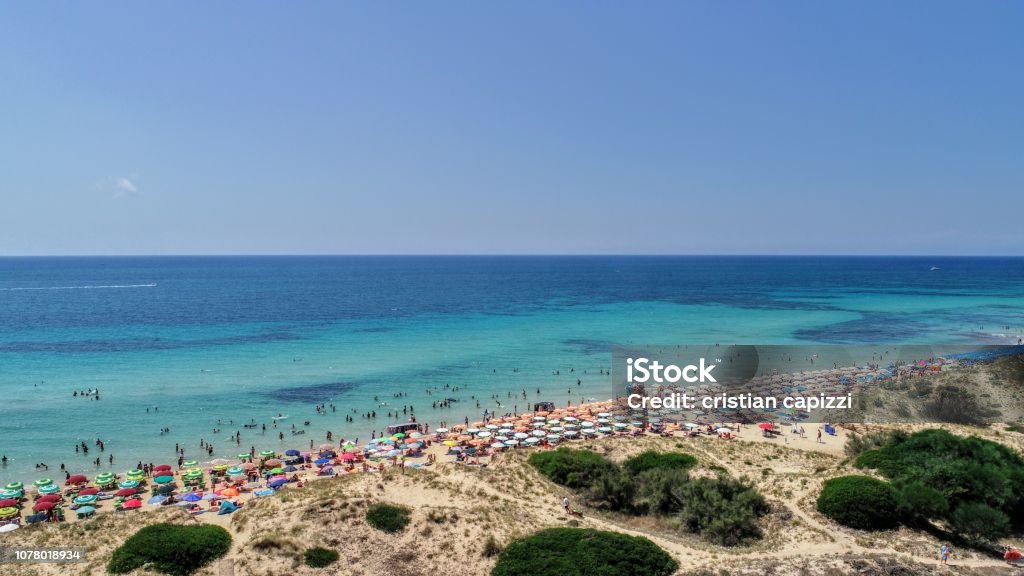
[[817, 428, 822, 444], [562, 496, 570, 513], [940, 543, 952, 565]]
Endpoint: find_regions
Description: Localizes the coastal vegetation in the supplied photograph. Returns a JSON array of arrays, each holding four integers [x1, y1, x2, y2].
[[490, 528, 678, 576], [303, 546, 340, 568], [107, 523, 231, 575], [529, 448, 768, 546], [816, 476, 899, 530], [829, 428, 1024, 543], [365, 502, 411, 533]]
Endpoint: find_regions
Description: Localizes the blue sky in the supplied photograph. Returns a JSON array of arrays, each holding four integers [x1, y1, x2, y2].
[[1, 2, 1022, 255]]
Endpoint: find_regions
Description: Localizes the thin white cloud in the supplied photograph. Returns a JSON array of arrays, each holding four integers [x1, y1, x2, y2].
[[94, 175, 141, 199]]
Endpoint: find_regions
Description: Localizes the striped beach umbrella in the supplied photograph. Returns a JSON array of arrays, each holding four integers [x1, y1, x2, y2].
[[73, 494, 97, 505], [118, 480, 140, 489], [34, 479, 53, 488], [38, 484, 60, 494], [259, 450, 275, 458], [182, 460, 198, 468], [5, 482, 23, 491]]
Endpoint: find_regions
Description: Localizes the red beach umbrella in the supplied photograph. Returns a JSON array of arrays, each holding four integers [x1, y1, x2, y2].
[[38, 494, 61, 503], [123, 499, 142, 509], [77, 487, 99, 496], [32, 501, 55, 512], [154, 464, 172, 471], [65, 475, 87, 485], [758, 423, 774, 430], [0, 498, 18, 508], [115, 488, 136, 497]]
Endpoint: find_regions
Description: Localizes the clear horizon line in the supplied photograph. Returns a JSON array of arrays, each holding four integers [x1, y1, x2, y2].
[[1, 253, 1022, 258]]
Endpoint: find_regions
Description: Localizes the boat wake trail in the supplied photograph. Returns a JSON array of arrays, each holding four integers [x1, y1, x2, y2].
[[0, 283, 158, 291]]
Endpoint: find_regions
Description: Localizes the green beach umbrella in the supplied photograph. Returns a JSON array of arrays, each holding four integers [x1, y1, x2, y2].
[[0, 506, 18, 517], [226, 467, 244, 476], [5, 482, 23, 491], [126, 469, 144, 477], [182, 460, 198, 468], [154, 475, 174, 484], [73, 494, 97, 505], [392, 433, 405, 439], [39, 484, 60, 494], [184, 471, 203, 480], [95, 473, 115, 484], [269, 467, 283, 475], [259, 450, 275, 458], [238, 453, 250, 460], [118, 480, 139, 489], [34, 479, 53, 488], [212, 464, 228, 471]]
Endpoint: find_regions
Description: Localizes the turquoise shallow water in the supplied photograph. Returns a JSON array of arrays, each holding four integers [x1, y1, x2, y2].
[[1, 256, 1022, 484]]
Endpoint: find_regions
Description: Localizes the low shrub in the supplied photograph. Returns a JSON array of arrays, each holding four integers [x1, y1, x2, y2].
[[623, 450, 697, 475], [528, 448, 615, 489], [365, 503, 411, 533], [108, 523, 231, 575], [491, 528, 677, 576], [817, 475, 898, 530], [304, 546, 339, 568], [676, 475, 770, 546]]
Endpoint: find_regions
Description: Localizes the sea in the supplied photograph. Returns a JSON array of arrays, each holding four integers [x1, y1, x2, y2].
[[1, 256, 1022, 484]]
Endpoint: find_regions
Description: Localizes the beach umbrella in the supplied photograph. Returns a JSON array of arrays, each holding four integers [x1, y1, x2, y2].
[[64, 475, 87, 486], [242, 462, 257, 470], [269, 467, 283, 475], [3, 481, 22, 491], [123, 499, 142, 509], [38, 484, 60, 494], [181, 492, 202, 502], [203, 494, 221, 501], [284, 465, 298, 472], [524, 437, 541, 445], [154, 464, 172, 471], [0, 506, 18, 517], [269, 478, 288, 489], [33, 501, 55, 512], [314, 458, 330, 466], [156, 484, 175, 495], [73, 495, 97, 505], [758, 423, 773, 430], [0, 498, 17, 508], [154, 475, 174, 484], [490, 442, 505, 449], [147, 495, 167, 505], [259, 450, 275, 458], [182, 460, 198, 468], [115, 488, 136, 497], [503, 440, 519, 446], [264, 459, 281, 468], [435, 428, 449, 434], [118, 480, 139, 489], [226, 467, 244, 476], [126, 469, 144, 477], [77, 487, 99, 496], [34, 479, 53, 488], [38, 494, 61, 503], [220, 487, 240, 498], [75, 506, 95, 516], [476, 431, 492, 438], [285, 449, 300, 456], [237, 453, 250, 460], [184, 469, 203, 478]]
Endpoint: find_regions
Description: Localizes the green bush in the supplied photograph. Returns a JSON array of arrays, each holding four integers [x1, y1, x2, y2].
[[623, 451, 697, 475], [528, 448, 616, 489], [365, 503, 411, 533], [584, 467, 637, 512], [855, 428, 1024, 540], [817, 476, 898, 531], [677, 475, 770, 546], [108, 523, 231, 575], [491, 528, 677, 576], [304, 546, 339, 568], [634, 467, 690, 515], [949, 502, 1010, 544]]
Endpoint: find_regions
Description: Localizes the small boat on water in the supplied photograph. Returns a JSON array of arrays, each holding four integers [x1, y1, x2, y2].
[[930, 266, 941, 271]]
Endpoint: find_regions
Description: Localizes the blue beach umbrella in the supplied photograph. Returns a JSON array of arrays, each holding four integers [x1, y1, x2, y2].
[[148, 495, 167, 505], [154, 475, 174, 484], [314, 458, 330, 466], [285, 449, 300, 456], [73, 494, 97, 505], [75, 506, 96, 516], [38, 484, 60, 494], [269, 478, 288, 489], [181, 492, 202, 502]]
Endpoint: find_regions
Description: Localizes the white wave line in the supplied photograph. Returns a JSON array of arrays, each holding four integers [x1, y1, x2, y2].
[[0, 283, 157, 291]]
